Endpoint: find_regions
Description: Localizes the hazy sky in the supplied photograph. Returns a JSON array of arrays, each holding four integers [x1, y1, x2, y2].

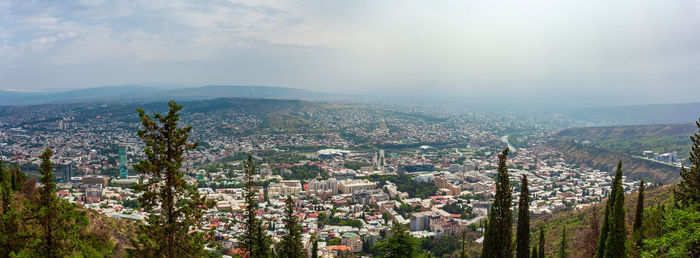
[[1, 0, 699, 105]]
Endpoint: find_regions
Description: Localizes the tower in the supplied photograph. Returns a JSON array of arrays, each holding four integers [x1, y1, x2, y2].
[[119, 144, 128, 178]]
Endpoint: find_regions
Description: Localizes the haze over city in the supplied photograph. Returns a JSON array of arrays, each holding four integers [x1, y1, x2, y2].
[[2, 0, 700, 106]]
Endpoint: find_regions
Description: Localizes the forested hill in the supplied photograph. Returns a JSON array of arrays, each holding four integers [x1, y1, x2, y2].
[[532, 184, 674, 257], [549, 140, 680, 184], [556, 123, 696, 160]]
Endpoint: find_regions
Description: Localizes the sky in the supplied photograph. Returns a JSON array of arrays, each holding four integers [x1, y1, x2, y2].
[[1, 0, 699, 106]]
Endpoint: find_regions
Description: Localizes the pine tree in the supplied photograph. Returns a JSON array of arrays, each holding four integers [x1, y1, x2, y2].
[[632, 180, 644, 247], [130, 101, 211, 258], [532, 246, 538, 258], [597, 161, 623, 258], [604, 174, 626, 258], [558, 226, 568, 258], [280, 195, 305, 258], [516, 175, 531, 258], [538, 227, 545, 258], [25, 148, 88, 257], [674, 118, 700, 208], [482, 148, 513, 258], [311, 233, 319, 258]]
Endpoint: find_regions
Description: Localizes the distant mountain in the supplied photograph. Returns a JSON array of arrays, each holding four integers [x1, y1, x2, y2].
[[566, 102, 700, 126], [0, 85, 331, 105]]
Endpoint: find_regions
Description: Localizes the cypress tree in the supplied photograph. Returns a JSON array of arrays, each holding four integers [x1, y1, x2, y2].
[[26, 148, 87, 257], [633, 180, 644, 247], [279, 195, 304, 258], [460, 231, 467, 258], [130, 101, 211, 257], [557, 226, 567, 258], [311, 233, 319, 258], [482, 148, 513, 258], [582, 207, 600, 257], [674, 117, 700, 208], [604, 176, 626, 258], [597, 161, 623, 258], [0, 161, 25, 256], [532, 246, 538, 258], [516, 175, 531, 258], [538, 227, 545, 258]]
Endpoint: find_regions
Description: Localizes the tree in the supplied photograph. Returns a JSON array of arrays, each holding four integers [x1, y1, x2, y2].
[[460, 231, 467, 258], [311, 233, 319, 258], [597, 161, 623, 258], [581, 207, 600, 258], [24, 148, 87, 257], [538, 227, 545, 258], [557, 226, 568, 258], [633, 180, 644, 247], [279, 195, 304, 258], [240, 155, 271, 258], [482, 148, 513, 258], [674, 118, 700, 208], [0, 161, 27, 256], [374, 222, 419, 258], [532, 246, 538, 258], [130, 101, 210, 257], [516, 175, 531, 258], [604, 168, 626, 258]]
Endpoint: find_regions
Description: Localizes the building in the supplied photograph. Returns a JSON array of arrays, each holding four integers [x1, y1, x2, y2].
[[268, 180, 302, 198], [82, 175, 109, 188], [340, 232, 362, 253], [85, 184, 103, 203], [338, 179, 376, 194]]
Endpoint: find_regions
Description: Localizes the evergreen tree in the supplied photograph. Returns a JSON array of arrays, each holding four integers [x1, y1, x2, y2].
[[557, 226, 568, 258], [240, 155, 271, 257], [674, 118, 700, 208], [460, 231, 467, 258], [538, 227, 545, 258], [374, 222, 419, 258], [516, 175, 531, 258], [130, 101, 211, 257], [0, 161, 26, 256], [311, 233, 319, 258], [604, 173, 626, 258], [597, 161, 623, 258], [25, 148, 87, 257], [633, 180, 644, 247], [482, 148, 513, 258], [532, 246, 538, 258], [279, 195, 304, 258]]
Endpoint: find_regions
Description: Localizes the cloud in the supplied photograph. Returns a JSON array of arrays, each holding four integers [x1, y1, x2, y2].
[[1, 0, 699, 106]]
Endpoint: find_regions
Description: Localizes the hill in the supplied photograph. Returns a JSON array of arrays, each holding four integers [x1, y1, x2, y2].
[[556, 123, 696, 160], [0, 85, 329, 105], [549, 140, 680, 184], [532, 184, 674, 257], [566, 102, 700, 126]]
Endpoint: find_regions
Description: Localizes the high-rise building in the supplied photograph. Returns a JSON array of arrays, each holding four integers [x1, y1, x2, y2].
[[63, 162, 73, 182], [119, 144, 128, 179]]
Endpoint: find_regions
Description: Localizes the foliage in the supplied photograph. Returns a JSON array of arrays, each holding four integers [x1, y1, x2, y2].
[[641, 204, 700, 257], [597, 161, 623, 258], [673, 118, 700, 208], [240, 155, 272, 258], [367, 174, 437, 199], [344, 161, 369, 171], [279, 195, 304, 258], [282, 164, 327, 181], [482, 148, 513, 258], [129, 101, 211, 257], [557, 226, 568, 258], [516, 175, 531, 258], [603, 163, 626, 258], [374, 223, 419, 258]]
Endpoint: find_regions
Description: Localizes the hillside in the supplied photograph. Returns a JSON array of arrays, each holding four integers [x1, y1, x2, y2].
[[549, 140, 680, 184], [566, 102, 700, 126], [532, 184, 674, 257], [556, 124, 696, 160]]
